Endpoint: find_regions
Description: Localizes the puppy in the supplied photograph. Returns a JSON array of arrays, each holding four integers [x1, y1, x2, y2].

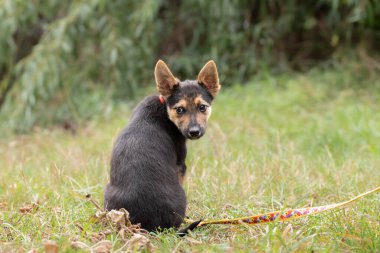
[[104, 60, 220, 231]]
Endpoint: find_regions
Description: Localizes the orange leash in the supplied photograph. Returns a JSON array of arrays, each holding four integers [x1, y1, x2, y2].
[[186, 187, 380, 227]]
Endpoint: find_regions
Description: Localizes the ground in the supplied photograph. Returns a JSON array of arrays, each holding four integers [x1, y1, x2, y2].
[[1, 66, 379, 252]]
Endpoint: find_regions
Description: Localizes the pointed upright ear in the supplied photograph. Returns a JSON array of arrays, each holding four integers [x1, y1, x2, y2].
[[197, 60, 220, 98], [154, 60, 179, 97]]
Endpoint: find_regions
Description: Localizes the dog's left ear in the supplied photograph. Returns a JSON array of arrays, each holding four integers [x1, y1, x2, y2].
[[198, 60, 220, 98]]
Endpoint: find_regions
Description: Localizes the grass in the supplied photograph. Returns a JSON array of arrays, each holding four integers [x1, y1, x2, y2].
[[1, 64, 380, 252]]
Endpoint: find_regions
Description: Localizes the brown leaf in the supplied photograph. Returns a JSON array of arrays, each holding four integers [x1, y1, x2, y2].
[[19, 203, 38, 214], [71, 241, 89, 249], [122, 234, 154, 252], [0, 202, 7, 210], [90, 231, 109, 244], [118, 228, 133, 241], [92, 240, 112, 253], [43, 240, 58, 253], [107, 209, 131, 227], [120, 225, 147, 241], [85, 208, 147, 252]]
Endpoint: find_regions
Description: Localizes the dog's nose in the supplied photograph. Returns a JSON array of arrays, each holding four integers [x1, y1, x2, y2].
[[188, 127, 201, 138]]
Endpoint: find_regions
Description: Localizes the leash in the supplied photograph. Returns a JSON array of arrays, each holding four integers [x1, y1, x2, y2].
[[185, 186, 380, 228]]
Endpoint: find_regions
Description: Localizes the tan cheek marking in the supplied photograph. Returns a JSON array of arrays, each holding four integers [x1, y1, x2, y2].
[[195, 112, 209, 129], [167, 108, 177, 123], [179, 114, 190, 129], [167, 103, 191, 132]]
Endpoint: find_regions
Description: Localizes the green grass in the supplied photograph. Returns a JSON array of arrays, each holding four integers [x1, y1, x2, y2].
[[1, 66, 380, 252]]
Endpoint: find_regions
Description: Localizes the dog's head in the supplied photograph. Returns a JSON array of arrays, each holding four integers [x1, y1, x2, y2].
[[154, 60, 220, 140]]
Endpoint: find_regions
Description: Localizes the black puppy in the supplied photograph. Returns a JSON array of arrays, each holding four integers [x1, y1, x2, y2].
[[104, 60, 220, 231]]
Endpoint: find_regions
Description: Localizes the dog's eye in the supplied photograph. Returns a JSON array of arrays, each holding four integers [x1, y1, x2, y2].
[[199, 104, 207, 112], [176, 107, 185, 115]]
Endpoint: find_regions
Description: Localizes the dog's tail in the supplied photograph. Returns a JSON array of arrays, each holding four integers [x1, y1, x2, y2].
[[177, 220, 202, 237]]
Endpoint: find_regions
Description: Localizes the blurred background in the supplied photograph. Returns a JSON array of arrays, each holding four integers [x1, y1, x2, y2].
[[0, 0, 379, 132]]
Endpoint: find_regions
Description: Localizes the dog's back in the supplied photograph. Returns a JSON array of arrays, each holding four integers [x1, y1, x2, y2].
[[104, 95, 186, 230]]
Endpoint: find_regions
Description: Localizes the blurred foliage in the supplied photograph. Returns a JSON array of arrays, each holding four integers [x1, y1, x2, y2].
[[0, 0, 379, 131]]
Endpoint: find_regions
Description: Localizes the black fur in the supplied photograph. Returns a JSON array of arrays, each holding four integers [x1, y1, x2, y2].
[[104, 95, 186, 231]]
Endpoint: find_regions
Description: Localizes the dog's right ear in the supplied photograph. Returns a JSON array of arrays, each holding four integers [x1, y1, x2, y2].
[[155, 60, 179, 97]]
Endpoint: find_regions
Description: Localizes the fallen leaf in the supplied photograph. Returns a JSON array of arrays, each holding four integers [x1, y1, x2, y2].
[[43, 240, 58, 253], [118, 227, 133, 241], [106, 208, 148, 240], [71, 241, 89, 249], [119, 223, 147, 241], [122, 234, 154, 252], [90, 230, 110, 244], [84, 208, 148, 252], [92, 240, 112, 253], [107, 209, 131, 227], [0, 202, 6, 209], [19, 203, 38, 214]]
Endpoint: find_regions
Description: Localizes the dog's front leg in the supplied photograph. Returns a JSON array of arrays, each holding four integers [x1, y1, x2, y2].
[[177, 145, 187, 186], [177, 164, 186, 186]]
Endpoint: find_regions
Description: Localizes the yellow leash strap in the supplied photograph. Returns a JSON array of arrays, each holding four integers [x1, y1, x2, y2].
[[186, 187, 380, 227]]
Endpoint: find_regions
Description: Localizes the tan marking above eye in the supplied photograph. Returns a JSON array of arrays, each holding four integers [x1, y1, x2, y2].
[[194, 95, 210, 107], [172, 99, 188, 110]]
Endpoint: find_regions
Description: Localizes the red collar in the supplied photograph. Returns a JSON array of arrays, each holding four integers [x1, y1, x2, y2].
[[159, 95, 165, 104]]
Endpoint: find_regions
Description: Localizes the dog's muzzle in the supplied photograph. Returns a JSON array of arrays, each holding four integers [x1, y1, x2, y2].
[[187, 126, 203, 139]]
